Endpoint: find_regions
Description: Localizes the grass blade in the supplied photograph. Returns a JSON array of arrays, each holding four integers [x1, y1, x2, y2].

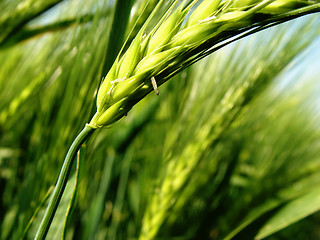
[[255, 186, 320, 239]]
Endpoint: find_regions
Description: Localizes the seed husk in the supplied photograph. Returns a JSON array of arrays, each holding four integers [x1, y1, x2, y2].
[[146, 7, 185, 55], [97, 61, 118, 112], [186, 0, 221, 27], [117, 35, 142, 79]]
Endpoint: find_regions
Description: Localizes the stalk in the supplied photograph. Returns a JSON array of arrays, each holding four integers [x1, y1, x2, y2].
[[34, 125, 95, 240]]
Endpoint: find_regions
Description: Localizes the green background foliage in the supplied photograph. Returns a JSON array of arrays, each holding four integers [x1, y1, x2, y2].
[[0, 0, 320, 239]]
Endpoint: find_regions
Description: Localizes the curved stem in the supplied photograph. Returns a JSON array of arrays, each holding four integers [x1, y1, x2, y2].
[[34, 124, 95, 240]]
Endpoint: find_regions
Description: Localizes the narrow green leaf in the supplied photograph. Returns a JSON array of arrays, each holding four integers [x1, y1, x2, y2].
[[83, 151, 115, 240], [61, 148, 85, 240], [26, 154, 81, 240], [1, 10, 111, 49], [21, 187, 53, 240], [224, 173, 320, 240], [100, 0, 134, 78], [223, 198, 284, 240], [0, 0, 64, 46], [46, 168, 78, 240], [255, 186, 320, 240]]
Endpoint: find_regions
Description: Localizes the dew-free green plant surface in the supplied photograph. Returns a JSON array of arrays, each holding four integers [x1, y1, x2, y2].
[[1, 0, 320, 239]]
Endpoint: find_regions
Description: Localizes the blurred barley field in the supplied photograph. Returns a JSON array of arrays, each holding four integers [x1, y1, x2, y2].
[[1, 0, 320, 239]]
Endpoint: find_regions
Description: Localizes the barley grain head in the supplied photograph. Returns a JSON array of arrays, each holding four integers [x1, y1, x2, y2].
[[89, 0, 320, 129]]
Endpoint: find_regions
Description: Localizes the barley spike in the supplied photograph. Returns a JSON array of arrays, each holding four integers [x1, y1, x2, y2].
[[88, 0, 320, 130]]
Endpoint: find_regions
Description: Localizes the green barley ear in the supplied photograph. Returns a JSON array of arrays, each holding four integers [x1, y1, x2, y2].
[[185, 0, 221, 27], [89, 0, 320, 130]]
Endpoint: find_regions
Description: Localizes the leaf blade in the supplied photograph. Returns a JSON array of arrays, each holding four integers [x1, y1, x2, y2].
[[255, 186, 320, 240]]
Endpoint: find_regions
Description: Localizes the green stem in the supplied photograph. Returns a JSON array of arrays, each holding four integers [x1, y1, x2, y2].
[[34, 124, 95, 240]]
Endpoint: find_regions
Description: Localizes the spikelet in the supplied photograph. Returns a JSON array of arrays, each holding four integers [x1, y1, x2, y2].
[[135, 48, 179, 74], [260, 0, 309, 14], [145, 6, 186, 55], [169, 23, 214, 48], [231, 0, 260, 9], [92, 98, 129, 127], [185, 0, 221, 27], [96, 61, 117, 112], [117, 33, 142, 79]]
